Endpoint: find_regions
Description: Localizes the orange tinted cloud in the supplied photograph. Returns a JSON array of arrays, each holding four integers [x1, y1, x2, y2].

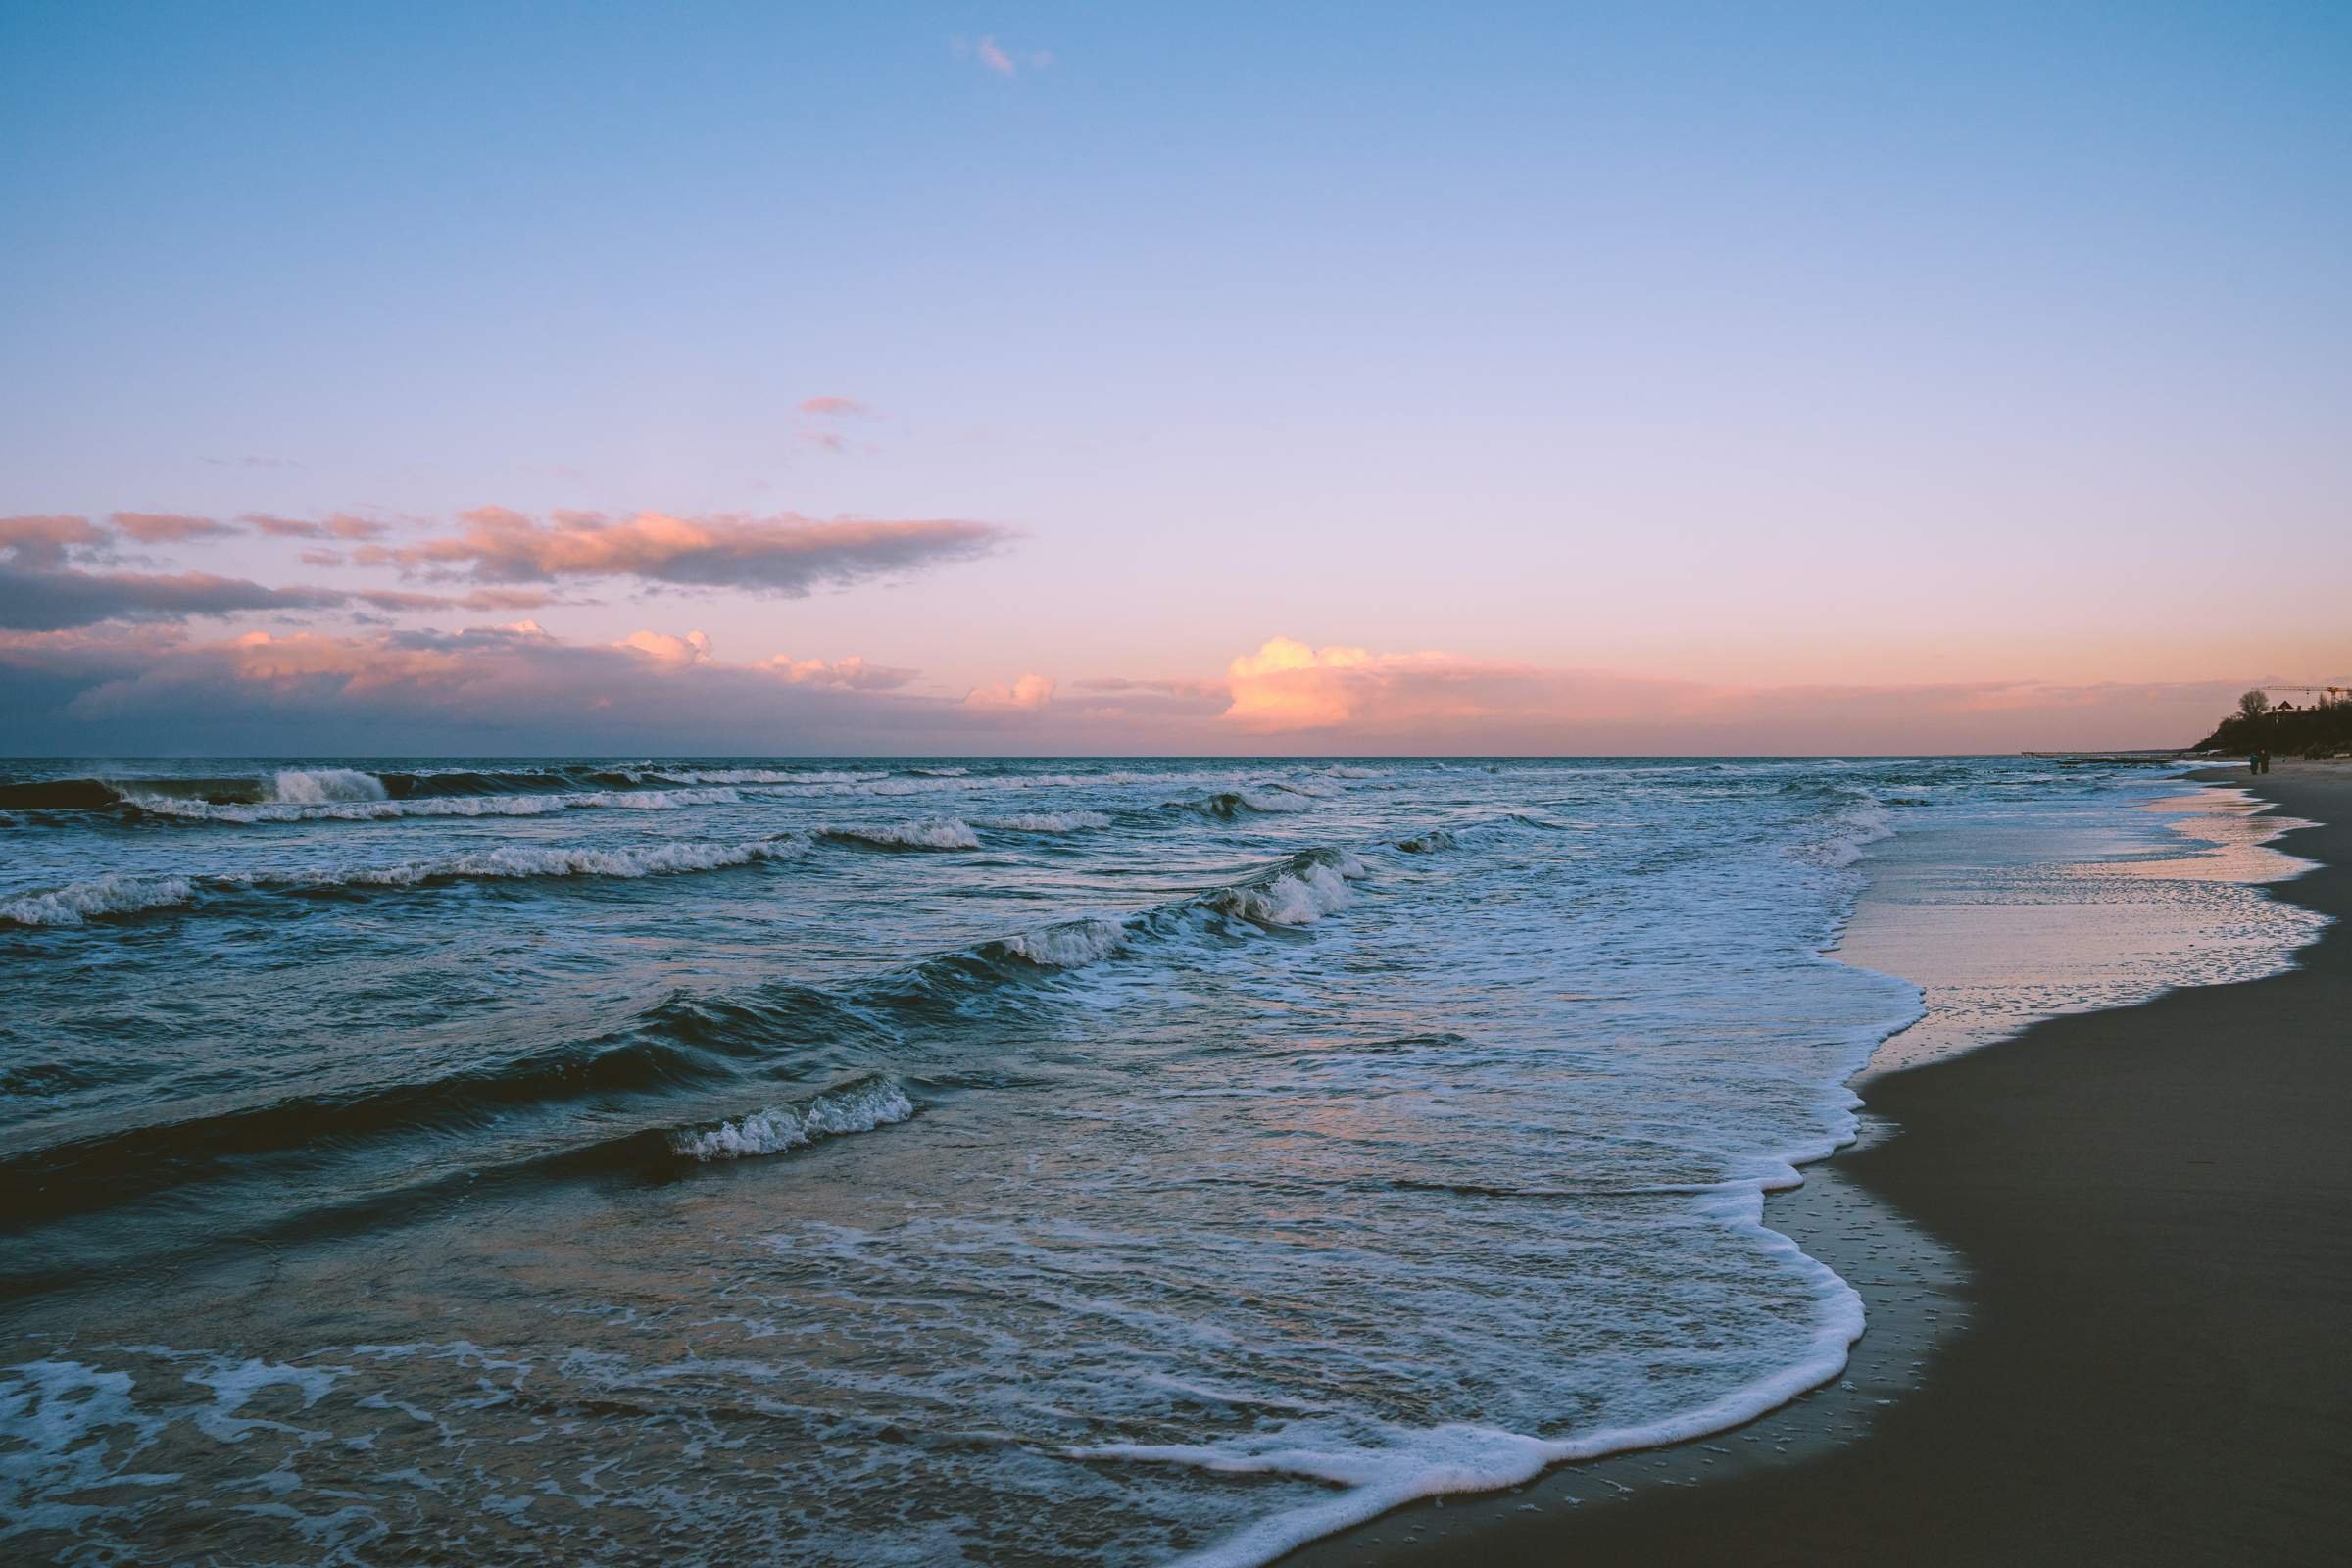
[[109, 512, 234, 544], [964, 673, 1055, 710], [379, 507, 1007, 592]]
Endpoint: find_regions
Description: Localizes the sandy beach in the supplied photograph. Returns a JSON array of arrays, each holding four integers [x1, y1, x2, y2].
[[1296, 760, 2352, 1565]]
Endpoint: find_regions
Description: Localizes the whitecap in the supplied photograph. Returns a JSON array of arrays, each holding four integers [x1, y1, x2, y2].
[[0, 874, 197, 927], [673, 1076, 915, 1161]]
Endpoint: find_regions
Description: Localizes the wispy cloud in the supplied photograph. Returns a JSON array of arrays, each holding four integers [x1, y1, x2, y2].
[[956, 35, 1052, 78], [798, 395, 869, 417], [200, 454, 303, 471], [241, 513, 393, 541], [375, 507, 1009, 593], [109, 512, 236, 544]]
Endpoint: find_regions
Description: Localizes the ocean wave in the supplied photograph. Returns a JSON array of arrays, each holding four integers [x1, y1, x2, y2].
[[0, 874, 197, 927], [984, 916, 1128, 968], [670, 1074, 914, 1161], [1396, 828, 1457, 854], [1804, 801, 1898, 868], [3, 837, 808, 927], [973, 811, 1112, 834], [269, 767, 387, 804], [0, 973, 920, 1228], [649, 767, 892, 787], [821, 819, 981, 851], [1174, 790, 1313, 819], [1204, 849, 1371, 927], [244, 835, 807, 889], [125, 785, 740, 824]]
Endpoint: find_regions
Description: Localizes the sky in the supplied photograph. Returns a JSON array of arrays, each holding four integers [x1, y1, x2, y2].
[[3, 1, 2347, 755]]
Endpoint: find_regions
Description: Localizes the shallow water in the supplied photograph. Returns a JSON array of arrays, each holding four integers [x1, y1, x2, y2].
[[0, 757, 2316, 1563]]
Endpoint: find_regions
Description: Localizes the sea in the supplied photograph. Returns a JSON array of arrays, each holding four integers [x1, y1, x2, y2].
[[0, 756, 2322, 1564]]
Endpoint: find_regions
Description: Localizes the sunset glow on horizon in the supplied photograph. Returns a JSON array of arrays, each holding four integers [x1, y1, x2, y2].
[[4, 4, 2346, 755]]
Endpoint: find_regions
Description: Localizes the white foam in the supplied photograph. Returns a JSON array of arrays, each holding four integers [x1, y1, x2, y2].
[[1208, 853, 1369, 927], [1237, 789, 1311, 813], [673, 1077, 915, 1161], [0, 873, 196, 926], [974, 811, 1113, 834], [126, 787, 739, 823], [1079, 1142, 1869, 1568], [995, 916, 1127, 967], [264, 837, 805, 888], [1809, 800, 1898, 868], [661, 768, 890, 786], [825, 819, 980, 851], [269, 768, 387, 805]]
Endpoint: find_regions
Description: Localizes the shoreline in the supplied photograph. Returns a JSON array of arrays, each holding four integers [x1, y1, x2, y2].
[[1293, 760, 2352, 1564]]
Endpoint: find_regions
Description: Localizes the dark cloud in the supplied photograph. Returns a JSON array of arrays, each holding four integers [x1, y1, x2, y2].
[[0, 515, 108, 569], [0, 566, 348, 631], [0, 624, 973, 754]]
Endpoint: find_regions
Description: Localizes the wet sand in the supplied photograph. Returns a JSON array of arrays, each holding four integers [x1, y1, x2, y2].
[[1294, 761, 2352, 1565]]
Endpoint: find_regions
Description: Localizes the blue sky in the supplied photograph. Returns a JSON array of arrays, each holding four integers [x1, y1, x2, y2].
[[2, 2, 2346, 752]]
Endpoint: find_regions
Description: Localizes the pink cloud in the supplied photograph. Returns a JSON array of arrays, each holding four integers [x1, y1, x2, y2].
[[757, 653, 918, 691], [242, 513, 393, 541], [963, 672, 1055, 710], [109, 512, 234, 544], [615, 628, 714, 665], [351, 587, 554, 613], [799, 395, 869, 417], [379, 507, 1007, 592], [963, 35, 1051, 77], [0, 514, 108, 568]]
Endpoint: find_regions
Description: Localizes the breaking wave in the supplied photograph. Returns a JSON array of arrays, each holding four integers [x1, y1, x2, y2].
[[126, 786, 741, 823], [0, 874, 197, 927], [1204, 849, 1371, 927], [269, 767, 387, 804], [821, 819, 981, 851], [670, 1074, 915, 1161], [984, 916, 1127, 968], [1174, 790, 1313, 819]]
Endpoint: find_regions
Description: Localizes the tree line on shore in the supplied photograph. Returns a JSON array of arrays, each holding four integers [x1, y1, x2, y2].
[[2197, 690, 2352, 758]]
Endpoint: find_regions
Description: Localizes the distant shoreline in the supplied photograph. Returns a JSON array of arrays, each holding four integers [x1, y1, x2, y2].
[[1294, 759, 2352, 1565]]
